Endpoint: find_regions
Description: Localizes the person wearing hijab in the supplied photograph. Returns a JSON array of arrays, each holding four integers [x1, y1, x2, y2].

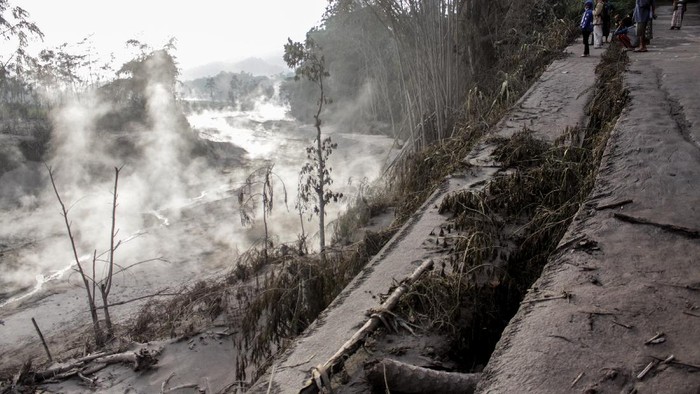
[[580, 0, 594, 56]]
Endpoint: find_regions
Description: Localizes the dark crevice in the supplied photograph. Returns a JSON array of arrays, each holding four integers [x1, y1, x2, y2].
[[396, 46, 630, 374]]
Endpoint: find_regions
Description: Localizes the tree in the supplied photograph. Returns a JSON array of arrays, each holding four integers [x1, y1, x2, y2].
[[47, 165, 116, 347], [47, 165, 151, 347], [238, 164, 288, 263], [1, 0, 42, 107], [0, 0, 43, 80], [284, 36, 342, 262], [205, 77, 216, 101]]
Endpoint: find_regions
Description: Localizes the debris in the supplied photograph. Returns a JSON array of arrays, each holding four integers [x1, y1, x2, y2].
[[595, 199, 633, 210], [299, 259, 435, 394], [636, 360, 657, 380], [31, 317, 53, 362], [575, 239, 600, 252], [644, 332, 665, 345], [571, 372, 584, 387], [612, 320, 633, 329], [522, 291, 572, 304], [365, 358, 480, 394], [613, 213, 700, 239]]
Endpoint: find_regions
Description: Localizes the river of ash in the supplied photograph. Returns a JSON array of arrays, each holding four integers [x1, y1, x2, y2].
[[0, 96, 396, 365]]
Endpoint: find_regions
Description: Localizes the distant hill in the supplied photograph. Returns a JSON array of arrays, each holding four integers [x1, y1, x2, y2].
[[182, 56, 289, 80]]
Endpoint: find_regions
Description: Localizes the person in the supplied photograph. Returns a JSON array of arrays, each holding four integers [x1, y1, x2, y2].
[[593, 0, 605, 48], [633, 0, 656, 52], [581, 0, 594, 57], [602, 0, 612, 43], [670, 0, 687, 29], [612, 13, 636, 49]]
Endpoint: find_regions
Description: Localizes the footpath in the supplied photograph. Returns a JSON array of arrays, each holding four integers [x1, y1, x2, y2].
[[249, 13, 607, 394], [477, 4, 700, 393], [251, 4, 700, 393]]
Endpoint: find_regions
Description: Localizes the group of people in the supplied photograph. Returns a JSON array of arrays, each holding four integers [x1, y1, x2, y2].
[[579, 0, 688, 56]]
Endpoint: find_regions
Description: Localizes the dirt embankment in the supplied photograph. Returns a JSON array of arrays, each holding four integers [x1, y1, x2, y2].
[[477, 4, 700, 393], [251, 5, 700, 394]]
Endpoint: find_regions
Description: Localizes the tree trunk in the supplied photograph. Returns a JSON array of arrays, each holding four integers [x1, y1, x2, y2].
[[366, 358, 480, 394]]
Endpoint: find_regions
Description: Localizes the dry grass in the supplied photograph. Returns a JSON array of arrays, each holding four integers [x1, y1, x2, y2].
[[388, 8, 579, 223], [397, 44, 629, 370]]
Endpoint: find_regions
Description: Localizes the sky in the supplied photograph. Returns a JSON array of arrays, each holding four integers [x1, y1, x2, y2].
[[16, 0, 328, 72]]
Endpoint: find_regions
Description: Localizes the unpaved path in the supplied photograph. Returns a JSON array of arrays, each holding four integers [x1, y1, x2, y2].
[[248, 33, 606, 393], [477, 5, 700, 393]]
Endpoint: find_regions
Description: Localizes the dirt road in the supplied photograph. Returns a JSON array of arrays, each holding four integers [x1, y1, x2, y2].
[[477, 4, 700, 393]]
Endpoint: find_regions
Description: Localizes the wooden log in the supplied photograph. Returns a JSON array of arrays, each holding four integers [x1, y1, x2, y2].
[[299, 259, 435, 394], [365, 358, 480, 394], [35, 346, 161, 380], [613, 213, 700, 238], [31, 317, 53, 362]]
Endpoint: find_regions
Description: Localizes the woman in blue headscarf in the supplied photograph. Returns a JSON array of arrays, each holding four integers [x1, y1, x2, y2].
[[580, 0, 594, 57]]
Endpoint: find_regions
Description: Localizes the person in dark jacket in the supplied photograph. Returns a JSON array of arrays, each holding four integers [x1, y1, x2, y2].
[[602, 0, 612, 42], [581, 0, 594, 57]]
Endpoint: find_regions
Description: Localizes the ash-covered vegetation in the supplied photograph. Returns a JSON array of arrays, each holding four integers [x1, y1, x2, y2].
[[0, 0, 635, 391]]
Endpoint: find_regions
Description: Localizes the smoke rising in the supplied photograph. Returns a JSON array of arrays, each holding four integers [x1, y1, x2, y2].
[[0, 54, 396, 312]]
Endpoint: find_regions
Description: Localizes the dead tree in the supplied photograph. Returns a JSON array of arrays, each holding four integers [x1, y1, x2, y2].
[[47, 165, 125, 347]]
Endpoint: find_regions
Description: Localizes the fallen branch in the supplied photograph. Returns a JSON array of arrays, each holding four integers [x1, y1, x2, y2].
[[31, 317, 53, 362], [650, 355, 700, 371], [365, 358, 480, 394], [570, 372, 584, 388], [637, 360, 657, 380], [613, 213, 700, 239], [163, 383, 199, 393], [595, 199, 633, 211], [612, 320, 633, 329], [644, 332, 664, 345], [521, 291, 572, 305], [657, 282, 700, 292], [35, 345, 161, 381], [299, 259, 435, 394], [95, 290, 179, 310]]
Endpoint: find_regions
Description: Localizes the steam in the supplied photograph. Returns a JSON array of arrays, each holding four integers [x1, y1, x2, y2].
[[0, 61, 396, 309]]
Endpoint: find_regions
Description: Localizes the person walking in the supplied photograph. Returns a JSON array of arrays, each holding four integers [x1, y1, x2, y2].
[[593, 0, 605, 48], [602, 0, 612, 42], [581, 0, 594, 57], [670, 0, 686, 29], [633, 0, 655, 52]]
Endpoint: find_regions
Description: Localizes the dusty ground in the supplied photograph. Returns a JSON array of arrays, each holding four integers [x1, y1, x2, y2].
[[248, 5, 700, 394], [246, 23, 605, 394], [477, 4, 700, 393], [3, 6, 697, 394]]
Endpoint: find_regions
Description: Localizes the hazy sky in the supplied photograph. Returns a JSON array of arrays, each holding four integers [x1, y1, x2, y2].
[[17, 0, 328, 71]]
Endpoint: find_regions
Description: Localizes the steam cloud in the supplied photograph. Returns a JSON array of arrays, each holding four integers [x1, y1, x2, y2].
[[0, 59, 395, 309]]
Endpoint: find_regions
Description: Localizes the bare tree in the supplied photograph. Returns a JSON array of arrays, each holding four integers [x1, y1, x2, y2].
[[47, 165, 133, 346], [238, 164, 288, 263], [284, 36, 343, 262], [47, 164, 105, 347]]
